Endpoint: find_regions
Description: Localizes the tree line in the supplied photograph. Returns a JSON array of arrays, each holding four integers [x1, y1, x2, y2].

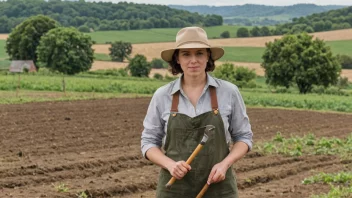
[[169, 4, 345, 18], [0, 0, 223, 33], [235, 6, 352, 38], [273, 6, 352, 35]]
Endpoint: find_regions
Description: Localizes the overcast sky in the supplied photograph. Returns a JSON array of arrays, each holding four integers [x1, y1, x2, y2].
[[88, 0, 352, 6]]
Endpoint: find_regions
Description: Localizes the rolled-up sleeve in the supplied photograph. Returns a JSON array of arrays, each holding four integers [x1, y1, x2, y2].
[[141, 91, 165, 158], [229, 87, 253, 151]]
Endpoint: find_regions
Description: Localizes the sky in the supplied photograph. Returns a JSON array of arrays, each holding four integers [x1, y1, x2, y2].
[[86, 0, 352, 6]]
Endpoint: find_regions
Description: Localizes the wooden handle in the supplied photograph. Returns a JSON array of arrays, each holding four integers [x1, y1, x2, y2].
[[196, 183, 210, 198], [186, 144, 203, 164], [165, 144, 204, 188]]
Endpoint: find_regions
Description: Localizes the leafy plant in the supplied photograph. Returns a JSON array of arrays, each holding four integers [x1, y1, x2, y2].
[[52, 183, 69, 193]]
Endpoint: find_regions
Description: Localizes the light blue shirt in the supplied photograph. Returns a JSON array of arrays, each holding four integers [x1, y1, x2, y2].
[[141, 73, 253, 158]]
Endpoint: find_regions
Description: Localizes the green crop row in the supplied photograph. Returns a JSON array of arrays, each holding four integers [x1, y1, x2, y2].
[[0, 74, 167, 94], [242, 91, 352, 112], [302, 172, 352, 198], [255, 132, 352, 160]]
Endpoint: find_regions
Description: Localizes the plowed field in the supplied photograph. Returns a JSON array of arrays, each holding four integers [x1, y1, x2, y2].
[[0, 98, 352, 198]]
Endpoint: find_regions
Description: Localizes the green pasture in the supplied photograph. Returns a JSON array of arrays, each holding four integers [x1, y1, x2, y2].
[[88, 25, 251, 44], [326, 40, 352, 56], [220, 47, 265, 62], [94, 53, 111, 61], [0, 40, 6, 59], [220, 40, 352, 63]]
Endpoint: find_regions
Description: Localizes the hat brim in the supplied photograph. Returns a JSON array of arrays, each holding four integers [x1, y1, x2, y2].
[[161, 43, 224, 62]]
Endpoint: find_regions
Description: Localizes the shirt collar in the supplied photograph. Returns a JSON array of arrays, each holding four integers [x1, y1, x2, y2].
[[170, 73, 218, 95]]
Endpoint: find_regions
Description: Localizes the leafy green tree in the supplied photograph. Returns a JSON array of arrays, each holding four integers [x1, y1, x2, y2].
[[250, 26, 261, 37], [6, 15, 59, 69], [304, 26, 314, 33], [127, 54, 151, 77], [151, 58, 168, 69], [109, 41, 132, 62], [212, 63, 256, 88], [37, 26, 94, 75], [78, 25, 90, 33], [260, 26, 271, 36], [220, 30, 230, 38], [153, 73, 163, 80], [236, 27, 249, 37], [262, 33, 341, 94]]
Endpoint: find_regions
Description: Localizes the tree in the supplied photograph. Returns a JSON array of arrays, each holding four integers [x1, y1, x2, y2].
[[109, 41, 132, 62], [6, 15, 59, 70], [260, 26, 271, 36], [261, 33, 341, 94], [127, 54, 151, 77], [151, 58, 168, 69], [250, 26, 261, 37], [78, 25, 90, 33], [212, 63, 256, 88], [37, 27, 94, 92], [236, 27, 249, 37], [220, 30, 230, 38]]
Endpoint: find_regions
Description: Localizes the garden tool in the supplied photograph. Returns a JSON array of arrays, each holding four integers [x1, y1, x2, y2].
[[196, 182, 210, 198], [165, 125, 215, 188]]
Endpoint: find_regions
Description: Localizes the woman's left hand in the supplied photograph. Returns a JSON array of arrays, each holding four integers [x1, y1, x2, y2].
[[207, 162, 229, 184]]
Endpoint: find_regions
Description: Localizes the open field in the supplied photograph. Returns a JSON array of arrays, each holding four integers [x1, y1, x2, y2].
[[92, 30, 352, 61], [0, 98, 351, 197]]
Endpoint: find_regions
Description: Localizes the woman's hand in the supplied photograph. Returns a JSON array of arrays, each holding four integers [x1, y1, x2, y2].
[[207, 162, 229, 184], [166, 161, 191, 180]]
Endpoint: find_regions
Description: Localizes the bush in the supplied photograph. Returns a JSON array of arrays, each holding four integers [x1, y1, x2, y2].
[[127, 54, 151, 77], [78, 25, 90, 33], [212, 63, 256, 88], [236, 27, 249, 37], [337, 54, 352, 69], [153, 73, 163, 80], [86, 68, 128, 77], [336, 76, 349, 90], [151, 58, 168, 69], [220, 31, 230, 38]]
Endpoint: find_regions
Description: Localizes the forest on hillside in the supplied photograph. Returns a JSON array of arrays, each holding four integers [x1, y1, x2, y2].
[[0, 0, 222, 33], [169, 4, 347, 26], [233, 6, 352, 37], [274, 6, 352, 35]]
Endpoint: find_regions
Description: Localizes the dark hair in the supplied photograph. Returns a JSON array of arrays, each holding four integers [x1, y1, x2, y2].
[[168, 48, 215, 75]]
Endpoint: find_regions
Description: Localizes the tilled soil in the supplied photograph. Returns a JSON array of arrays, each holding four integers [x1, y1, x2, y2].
[[0, 98, 352, 198]]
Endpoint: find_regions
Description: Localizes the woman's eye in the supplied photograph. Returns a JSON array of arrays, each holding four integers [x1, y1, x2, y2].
[[197, 53, 203, 55]]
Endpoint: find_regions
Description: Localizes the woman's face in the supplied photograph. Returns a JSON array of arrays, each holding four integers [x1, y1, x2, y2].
[[177, 48, 209, 78]]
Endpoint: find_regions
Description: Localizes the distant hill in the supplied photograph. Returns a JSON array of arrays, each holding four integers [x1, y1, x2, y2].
[[0, 1, 222, 33], [273, 6, 352, 35], [169, 4, 348, 26]]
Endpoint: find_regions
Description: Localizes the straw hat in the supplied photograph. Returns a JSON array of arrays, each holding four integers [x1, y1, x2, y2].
[[161, 27, 224, 62]]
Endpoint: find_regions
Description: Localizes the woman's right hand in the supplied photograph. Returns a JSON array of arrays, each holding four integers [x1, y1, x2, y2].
[[167, 161, 191, 180]]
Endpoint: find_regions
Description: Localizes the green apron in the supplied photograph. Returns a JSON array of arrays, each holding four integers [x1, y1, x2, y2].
[[156, 86, 238, 198]]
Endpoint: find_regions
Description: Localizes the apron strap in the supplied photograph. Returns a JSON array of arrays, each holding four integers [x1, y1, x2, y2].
[[170, 86, 219, 115], [209, 86, 219, 115], [171, 91, 180, 112]]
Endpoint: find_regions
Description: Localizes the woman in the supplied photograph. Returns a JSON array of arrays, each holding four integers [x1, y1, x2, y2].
[[141, 27, 253, 198]]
